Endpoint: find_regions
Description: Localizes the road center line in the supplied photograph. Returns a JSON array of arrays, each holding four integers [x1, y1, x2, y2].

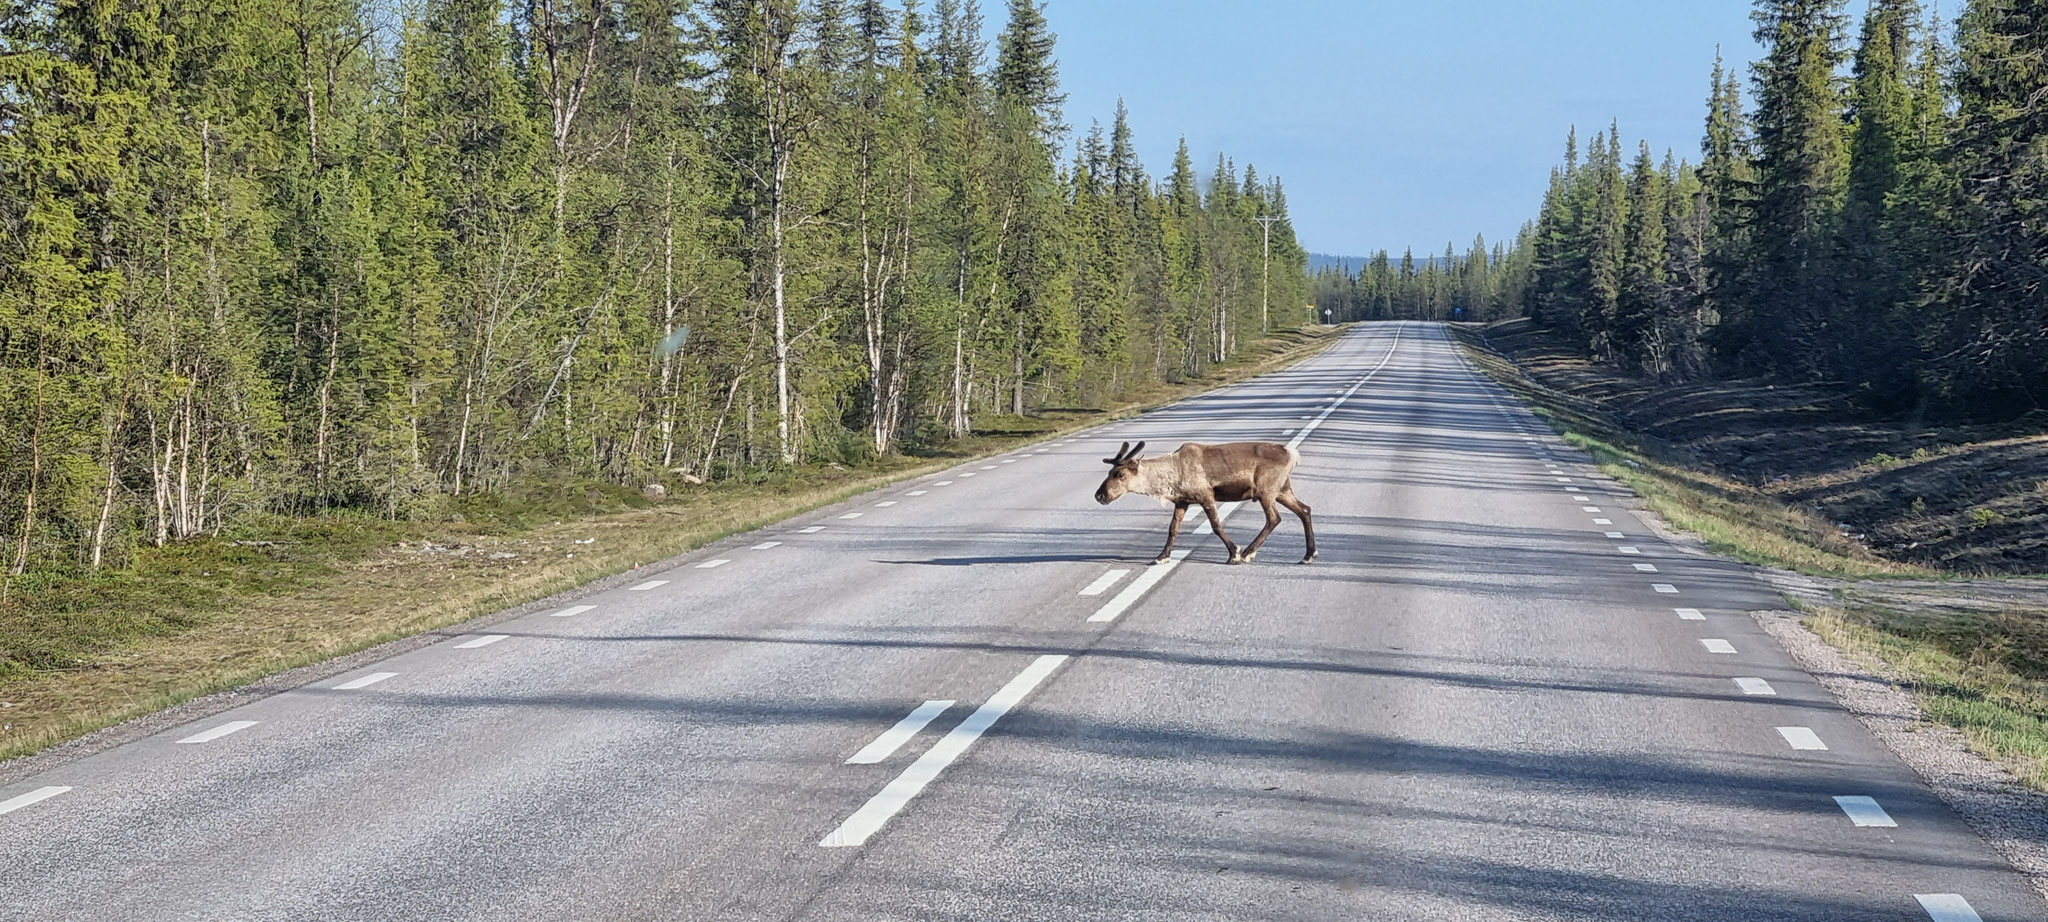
[[821, 655, 1069, 847], [550, 605, 596, 618], [629, 579, 670, 591], [1079, 569, 1132, 597], [1777, 727, 1828, 750], [177, 720, 259, 744], [846, 700, 955, 765], [1915, 894, 1984, 921], [1834, 795, 1897, 827], [0, 786, 72, 816], [456, 634, 508, 648], [1285, 325, 1402, 453], [1091, 551, 1189, 622], [334, 672, 398, 690]]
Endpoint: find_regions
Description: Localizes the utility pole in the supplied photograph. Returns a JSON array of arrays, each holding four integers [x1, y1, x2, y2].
[[1255, 214, 1279, 335]]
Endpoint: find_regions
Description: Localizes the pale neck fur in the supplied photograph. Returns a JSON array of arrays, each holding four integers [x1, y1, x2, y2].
[[1127, 451, 1184, 499]]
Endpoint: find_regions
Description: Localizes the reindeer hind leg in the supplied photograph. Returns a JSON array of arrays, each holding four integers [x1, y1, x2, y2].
[[1241, 494, 1283, 562], [1278, 484, 1315, 563]]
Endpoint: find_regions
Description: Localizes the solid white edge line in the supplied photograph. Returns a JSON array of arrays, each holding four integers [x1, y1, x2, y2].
[[0, 786, 72, 816], [846, 700, 955, 765], [177, 720, 259, 744], [628, 579, 670, 591], [456, 634, 508, 648], [334, 672, 398, 690], [549, 604, 596, 618], [1777, 726, 1828, 750], [1079, 569, 1133, 597], [821, 655, 1069, 847], [1915, 894, 1983, 922], [1833, 795, 1898, 827]]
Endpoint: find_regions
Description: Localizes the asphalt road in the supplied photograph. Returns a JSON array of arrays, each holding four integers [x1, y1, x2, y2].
[[1, 322, 2040, 921]]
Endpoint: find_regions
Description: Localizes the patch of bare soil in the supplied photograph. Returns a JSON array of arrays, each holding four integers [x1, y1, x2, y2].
[[1481, 318, 2048, 574]]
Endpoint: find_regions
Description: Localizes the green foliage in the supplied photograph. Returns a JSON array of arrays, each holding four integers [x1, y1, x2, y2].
[[1509, 1, 2046, 425], [0, 0, 1309, 589]]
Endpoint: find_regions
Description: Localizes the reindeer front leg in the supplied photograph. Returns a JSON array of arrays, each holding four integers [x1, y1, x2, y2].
[[1155, 502, 1189, 564]]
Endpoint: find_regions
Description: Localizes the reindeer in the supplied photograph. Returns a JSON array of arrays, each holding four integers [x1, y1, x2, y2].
[[1094, 440, 1316, 565]]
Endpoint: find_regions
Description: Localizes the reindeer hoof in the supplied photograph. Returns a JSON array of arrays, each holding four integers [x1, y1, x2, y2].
[[1242, 550, 1258, 562], [1299, 554, 1316, 564], [1153, 556, 1171, 565], [1226, 554, 1245, 565]]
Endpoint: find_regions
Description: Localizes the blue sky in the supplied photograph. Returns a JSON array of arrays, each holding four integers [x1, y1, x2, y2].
[[1032, 0, 1768, 257]]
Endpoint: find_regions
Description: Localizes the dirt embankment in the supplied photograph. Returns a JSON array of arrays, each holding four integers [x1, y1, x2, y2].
[[1477, 318, 2048, 575]]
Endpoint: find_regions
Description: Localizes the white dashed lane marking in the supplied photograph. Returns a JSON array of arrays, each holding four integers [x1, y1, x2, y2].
[[1594, 518, 1613, 525], [629, 579, 669, 591], [1700, 639, 1737, 654], [1916, 894, 1984, 922], [1582, 507, 1601, 513], [1734, 677, 1776, 696], [1604, 531, 1624, 538], [821, 655, 1068, 847], [752, 542, 782, 550], [936, 481, 954, 487], [1833, 795, 1897, 828], [696, 559, 731, 569], [457, 634, 508, 648], [1777, 727, 1828, 750], [177, 721, 259, 745], [0, 786, 71, 816], [334, 672, 397, 690], [800, 526, 827, 534], [840, 513, 864, 520], [846, 700, 954, 765], [875, 501, 897, 507], [1675, 608, 1705, 621], [1633, 563, 1658, 572], [1079, 569, 1132, 597], [1653, 584, 1678, 594], [906, 491, 928, 496], [1617, 546, 1640, 555], [550, 605, 596, 618]]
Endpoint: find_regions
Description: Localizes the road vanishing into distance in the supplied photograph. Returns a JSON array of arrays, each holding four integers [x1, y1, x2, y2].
[[1, 322, 2041, 921]]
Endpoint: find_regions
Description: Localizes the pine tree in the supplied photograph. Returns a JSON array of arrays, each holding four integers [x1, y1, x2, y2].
[[1741, 0, 1850, 373]]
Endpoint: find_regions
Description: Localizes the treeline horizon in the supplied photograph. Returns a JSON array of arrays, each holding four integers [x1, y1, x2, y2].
[[1311, 238, 1533, 323], [0, 0, 1310, 580], [1517, 0, 2048, 417]]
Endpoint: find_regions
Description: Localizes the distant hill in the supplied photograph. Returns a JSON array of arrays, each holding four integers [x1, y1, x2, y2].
[[1309, 251, 1451, 275], [1309, 253, 1368, 275]]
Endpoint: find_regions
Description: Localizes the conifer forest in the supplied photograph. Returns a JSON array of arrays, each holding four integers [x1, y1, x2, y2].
[[0, 0, 1312, 577], [1515, 0, 2044, 414]]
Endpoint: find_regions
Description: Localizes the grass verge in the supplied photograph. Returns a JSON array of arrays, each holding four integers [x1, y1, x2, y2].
[[1807, 603, 2048, 791], [1448, 324, 1925, 579], [0, 324, 1344, 762]]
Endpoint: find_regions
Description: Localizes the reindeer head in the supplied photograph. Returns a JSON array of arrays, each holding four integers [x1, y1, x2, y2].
[[1095, 441, 1146, 505]]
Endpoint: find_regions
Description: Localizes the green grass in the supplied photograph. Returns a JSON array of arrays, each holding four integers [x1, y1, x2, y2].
[[1809, 604, 2048, 790]]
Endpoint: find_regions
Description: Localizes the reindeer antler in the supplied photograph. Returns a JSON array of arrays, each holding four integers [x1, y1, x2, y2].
[[1103, 441, 1132, 465]]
